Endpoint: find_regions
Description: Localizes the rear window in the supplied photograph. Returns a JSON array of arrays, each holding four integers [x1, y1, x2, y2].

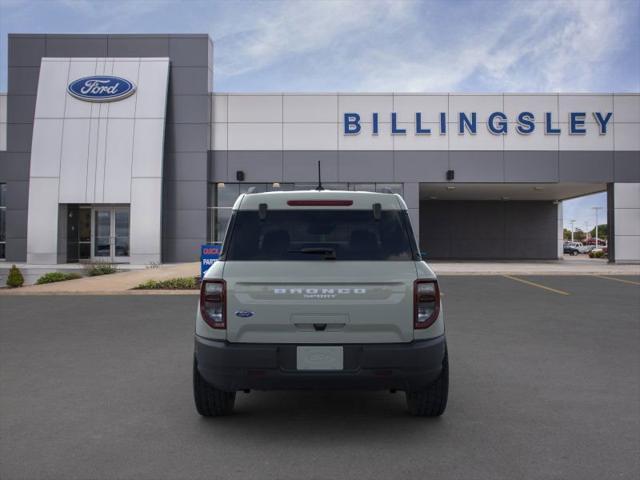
[[223, 209, 417, 261]]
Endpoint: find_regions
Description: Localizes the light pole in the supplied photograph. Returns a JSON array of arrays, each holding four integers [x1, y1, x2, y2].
[[584, 221, 591, 242], [570, 219, 576, 242], [592, 206, 603, 248]]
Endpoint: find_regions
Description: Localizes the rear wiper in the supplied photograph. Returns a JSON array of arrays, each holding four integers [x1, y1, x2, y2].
[[288, 247, 337, 260]]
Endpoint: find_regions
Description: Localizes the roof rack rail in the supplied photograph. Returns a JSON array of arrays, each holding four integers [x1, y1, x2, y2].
[[380, 187, 395, 194], [246, 187, 256, 194]]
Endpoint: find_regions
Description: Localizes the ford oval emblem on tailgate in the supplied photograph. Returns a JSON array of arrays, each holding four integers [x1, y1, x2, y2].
[[235, 310, 254, 318]]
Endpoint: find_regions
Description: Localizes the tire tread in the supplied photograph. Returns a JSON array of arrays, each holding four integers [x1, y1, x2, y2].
[[406, 349, 449, 417], [193, 359, 236, 417]]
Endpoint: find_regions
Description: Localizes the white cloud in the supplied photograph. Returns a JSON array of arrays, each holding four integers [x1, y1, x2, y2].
[[212, 0, 635, 92], [212, 0, 413, 79]]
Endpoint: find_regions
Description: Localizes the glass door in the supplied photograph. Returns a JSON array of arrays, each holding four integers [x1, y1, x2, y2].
[[94, 209, 112, 259], [92, 206, 130, 263], [113, 207, 130, 260]]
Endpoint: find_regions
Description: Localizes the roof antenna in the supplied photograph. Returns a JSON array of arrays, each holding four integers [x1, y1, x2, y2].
[[316, 160, 324, 191]]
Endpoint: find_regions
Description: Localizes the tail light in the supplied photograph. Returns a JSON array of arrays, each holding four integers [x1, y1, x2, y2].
[[414, 279, 440, 329], [200, 279, 226, 329]]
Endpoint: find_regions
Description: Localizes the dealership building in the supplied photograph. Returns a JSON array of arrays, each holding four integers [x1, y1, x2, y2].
[[0, 33, 638, 264]]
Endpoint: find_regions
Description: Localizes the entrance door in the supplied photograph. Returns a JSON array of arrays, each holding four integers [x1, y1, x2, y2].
[[92, 206, 130, 262]]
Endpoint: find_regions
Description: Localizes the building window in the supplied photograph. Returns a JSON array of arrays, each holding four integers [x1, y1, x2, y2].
[[206, 182, 404, 243], [0, 183, 6, 259]]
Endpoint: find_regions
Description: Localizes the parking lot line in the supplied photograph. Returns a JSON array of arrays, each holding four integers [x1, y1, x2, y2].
[[593, 275, 640, 286], [502, 275, 571, 296]]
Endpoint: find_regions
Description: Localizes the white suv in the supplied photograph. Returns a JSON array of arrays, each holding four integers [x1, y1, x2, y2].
[[193, 190, 448, 416]]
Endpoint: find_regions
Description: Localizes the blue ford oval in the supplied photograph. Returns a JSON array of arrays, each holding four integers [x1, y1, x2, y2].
[[67, 76, 136, 102], [235, 311, 254, 318]]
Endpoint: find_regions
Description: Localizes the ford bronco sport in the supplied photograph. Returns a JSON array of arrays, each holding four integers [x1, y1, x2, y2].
[[193, 189, 448, 416]]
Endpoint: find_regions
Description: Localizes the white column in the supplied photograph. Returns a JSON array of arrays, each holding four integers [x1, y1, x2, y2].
[[612, 183, 640, 263], [26, 178, 60, 264]]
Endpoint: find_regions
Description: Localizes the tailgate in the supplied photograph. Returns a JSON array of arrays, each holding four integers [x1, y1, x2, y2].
[[223, 261, 417, 344]]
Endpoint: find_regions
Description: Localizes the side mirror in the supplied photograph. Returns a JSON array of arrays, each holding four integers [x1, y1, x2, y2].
[[420, 251, 428, 259]]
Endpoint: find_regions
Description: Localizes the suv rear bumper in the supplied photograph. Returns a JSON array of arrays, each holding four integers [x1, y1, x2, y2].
[[194, 335, 446, 392]]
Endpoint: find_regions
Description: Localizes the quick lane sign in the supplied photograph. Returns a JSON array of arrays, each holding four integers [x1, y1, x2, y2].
[[201, 244, 222, 279], [343, 111, 613, 136]]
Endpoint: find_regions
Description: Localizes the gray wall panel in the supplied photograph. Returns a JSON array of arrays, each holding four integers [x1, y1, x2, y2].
[[5, 237, 26, 262], [559, 151, 614, 182], [165, 123, 209, 153], [163, 209, 208, 239], [449, 151, 504, 182], [167, 95, 210, 124], [169, 67, 210, 95], [420, 200, 557, 259], [8, 36, 45, 67], [45, 36, 108, 57], [6, 95, 36, 124], [6, 208, 28, 239], [505, 151, 559, 182], [607, 183, 615, 260], [338, 151, 394, 182], [165, 152, 208, 181], [107, 35, 170, 57], [208, 151, 228, 182], [614, 151, 640, 182], [7, 67, 40, 95], [505, 202, 557, 258], [6, 124, 33, 153], [163, 180, 208, 211], [394, 151, 449, 182], [161, 36, 211, 261], [5, 180, 29, 208], [283, 151, 339, 182], [169, 36, 211, 67], [228, 151, 283, 182], [0, 152, 7, 178], [162, 237, 202, 262], [0, 153, 30, 181]]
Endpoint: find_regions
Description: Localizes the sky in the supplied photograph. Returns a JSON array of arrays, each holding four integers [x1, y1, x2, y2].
[[0, 0, 638, 228]]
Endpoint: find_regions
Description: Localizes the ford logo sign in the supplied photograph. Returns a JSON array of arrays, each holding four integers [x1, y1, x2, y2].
[[235, 310, 254, 318], [67, 76, 136, 102]]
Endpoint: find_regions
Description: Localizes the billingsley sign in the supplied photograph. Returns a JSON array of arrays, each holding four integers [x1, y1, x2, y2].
[[343, 111, 613, 136]]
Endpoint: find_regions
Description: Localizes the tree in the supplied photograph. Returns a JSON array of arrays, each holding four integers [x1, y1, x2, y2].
[[6, 264, 24, 288], [589, 224, 607, 239], [573, 228, 586, 242]]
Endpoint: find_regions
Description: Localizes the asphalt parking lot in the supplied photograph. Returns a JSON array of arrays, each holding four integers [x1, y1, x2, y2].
[[1, 275, 639, 480]]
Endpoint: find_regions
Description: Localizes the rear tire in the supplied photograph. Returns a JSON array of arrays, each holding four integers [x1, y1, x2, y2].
[[406, 348, 449, 417], [193, 358, 236, 417]]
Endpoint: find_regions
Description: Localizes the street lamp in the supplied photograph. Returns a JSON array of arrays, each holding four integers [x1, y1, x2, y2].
[[570, 219, 576, 242], [592, 206, 603, 248]]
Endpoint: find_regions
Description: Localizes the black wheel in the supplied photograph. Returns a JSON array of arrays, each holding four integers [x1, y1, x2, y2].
[[406, 348, 449, 417], [572, 250, 579, 256], [193, 358, 236, 417]]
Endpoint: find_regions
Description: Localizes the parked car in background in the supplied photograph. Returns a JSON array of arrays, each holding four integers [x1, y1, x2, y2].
[[584, 238, 607, 246], [589, 246, 608, 258], [563, 243, 581, 256], [564, 242, 584, 255]]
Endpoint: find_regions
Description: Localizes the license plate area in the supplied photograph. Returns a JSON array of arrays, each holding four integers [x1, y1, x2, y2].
[[296, 346, 343, 371]]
